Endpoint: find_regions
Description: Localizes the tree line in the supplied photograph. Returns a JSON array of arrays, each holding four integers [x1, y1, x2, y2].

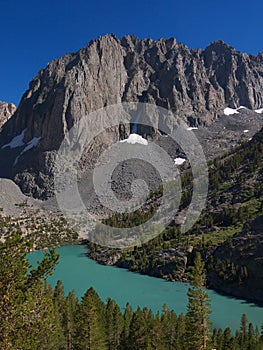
[[1, 232, 263, 349]]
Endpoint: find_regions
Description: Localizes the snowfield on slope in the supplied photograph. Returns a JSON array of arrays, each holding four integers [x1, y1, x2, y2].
[[174, 157, 186, 165], [120, 133, 148, 145], [1, 129, 26, 149], [223, 106, 247, 116]]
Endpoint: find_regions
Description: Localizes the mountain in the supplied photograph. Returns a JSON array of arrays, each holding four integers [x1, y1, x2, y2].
[[0, 34, 263, 303], [1, 34, 263, 198], [0, 101, 16, 128]]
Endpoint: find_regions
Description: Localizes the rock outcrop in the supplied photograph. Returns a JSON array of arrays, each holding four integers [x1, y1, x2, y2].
[[0, 101, 16, 128], [207, 216, 263, 303], [1, 34, 263, 197]]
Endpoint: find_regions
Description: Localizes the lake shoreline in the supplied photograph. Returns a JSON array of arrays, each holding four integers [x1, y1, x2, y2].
[[28, 244, 263, 331], [64, 241, 263, 308], [31, 240, 263, 307]]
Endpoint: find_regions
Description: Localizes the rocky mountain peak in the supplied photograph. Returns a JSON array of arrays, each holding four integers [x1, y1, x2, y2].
[[206, 40, 234, 51], [0, 101, 16, 128], [1, 34, 263, 198]]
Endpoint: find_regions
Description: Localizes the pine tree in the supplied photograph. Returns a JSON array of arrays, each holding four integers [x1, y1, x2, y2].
[[142, 307, 155, 349], [240, 313, 248, 336], [0, 231, 59, 350], [127, 307, 148, 350], [64, 290, 78, 350], [148, 311, 166, 349], [247, 323, 256, 349], [74, 287, 107, 350], [238, 314, 254, 349], [222, 327, 233, 350], [38, 282, 66, 350], [53, 280, 67, 348], [161, 304, 179, 349], [175, 313, 187, 350], [185, 252, 212, 350], [120, 303, 133, 350], [105, 298, 123, 350], [215, 328, 223, 350]]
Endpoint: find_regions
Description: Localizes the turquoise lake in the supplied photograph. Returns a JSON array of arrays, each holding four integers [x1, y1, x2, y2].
[[28, 244, 263, 331]]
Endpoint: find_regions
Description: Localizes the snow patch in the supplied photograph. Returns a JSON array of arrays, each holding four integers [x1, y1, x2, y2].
[[13, 136, 41, 166], [20, 137, 41, 154], [13, 156, 20, 166], [174, 157, 186, 165], [223, 107, 239, 116], [186, 127, 198, 131], [224, 106, 248, 116], [120, 133, 148, 145], [255, 108, 263, 114], [2, 129, 26, 149]]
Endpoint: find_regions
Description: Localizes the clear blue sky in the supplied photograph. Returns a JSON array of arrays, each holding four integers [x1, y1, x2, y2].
[[1, 0, 262, 105]]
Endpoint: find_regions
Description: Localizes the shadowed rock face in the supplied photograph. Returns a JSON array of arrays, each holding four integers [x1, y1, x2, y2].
[[208, 216, 263, 303], [0, 101, 16, 128], [1, 34, 263, 197]]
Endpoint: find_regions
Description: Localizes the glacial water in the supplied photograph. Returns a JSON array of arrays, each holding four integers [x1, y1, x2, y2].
[[28, 244, 263, 331]]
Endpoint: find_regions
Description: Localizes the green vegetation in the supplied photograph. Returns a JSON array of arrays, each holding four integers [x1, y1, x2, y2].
[[0, 232, 59, 349], [186, 252, 211, 350], [0, 213, 79, 249], [1, 233, 263, 349]]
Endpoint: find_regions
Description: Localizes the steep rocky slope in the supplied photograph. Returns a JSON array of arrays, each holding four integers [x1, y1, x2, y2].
[[0, 34, 263, 197], [207, 216, 263, 303], [88, 126, 263, 302], [0, 101, 16, 128]]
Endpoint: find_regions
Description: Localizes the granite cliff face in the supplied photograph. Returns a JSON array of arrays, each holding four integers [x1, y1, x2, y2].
[[0, 101, 16, 128], [1, 34, 263, 197]]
